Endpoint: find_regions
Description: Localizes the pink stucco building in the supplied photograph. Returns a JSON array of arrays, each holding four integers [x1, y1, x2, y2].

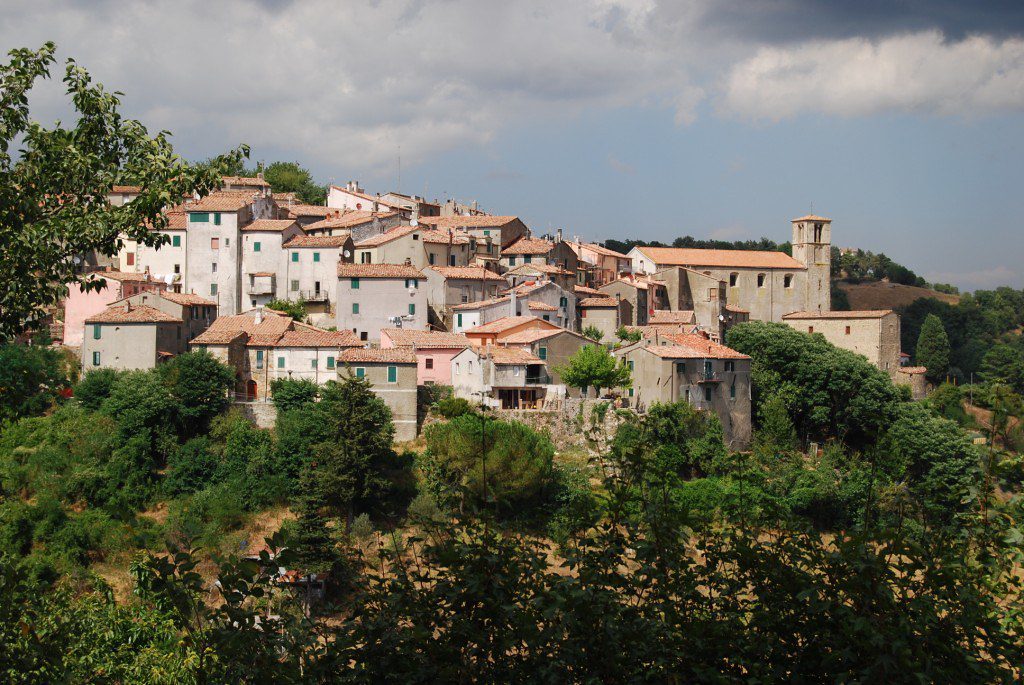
[[63, 269, 167, 347], [379, 328, 471, 385]]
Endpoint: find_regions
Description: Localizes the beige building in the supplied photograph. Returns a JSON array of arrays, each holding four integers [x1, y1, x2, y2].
[[281, 234, 355, 324], [616, 333, 752, 449], [781, 309, 902, 373], [114, 290, 217, 343], [566, 240, 631, 287], [497, 327, 590, 394], [354, 224, 473, 269], [578, 297, 624, 340], [81, 303, 183, 371], [599, 276, 670, 327], [500, 234, 579, 275], [423, 266, 506, 328], [338, 347, 419, 442], [450, 345, 548, 409], [302, 210, 402, 242], [628, 215, 832, 323], [336, 263, 428, 343]]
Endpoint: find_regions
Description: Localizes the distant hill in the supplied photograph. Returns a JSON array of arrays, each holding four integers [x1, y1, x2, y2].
[[835, 280, 960, 311]]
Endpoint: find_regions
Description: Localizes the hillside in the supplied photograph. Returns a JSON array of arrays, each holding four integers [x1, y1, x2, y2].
[[835, 280, 959, 311]]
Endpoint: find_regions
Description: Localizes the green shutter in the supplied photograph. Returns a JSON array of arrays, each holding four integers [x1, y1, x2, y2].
[[92, 351, 100, 366], [539, 347, 547, 360], [93, 324, 101, 339], [191, 212, 210, 223], [355, 367, 365, 378], [172, 235, 181, 247], [311, 359, 317, 368], [351, 278, 360, 289], [509, 256, 516, 266], [457, 313, 463, 327], [387, 366, 397, 383], [352, 303, 359, 314], [277, 356, 285, 369], [313, 252, 320, 262], [210, 283, 217, 295], [524, 255, 532, 264], [326, 356, 335, 369], [292, 252, 299, 262], [213, 213, 221, 225], [408, 303, 415, 315], [254, 242, 261, 252]]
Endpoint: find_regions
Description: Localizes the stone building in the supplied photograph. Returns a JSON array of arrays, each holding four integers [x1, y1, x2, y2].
[[302, 210, 402, 242], [81, 303, 182, 371], [781, 309, 902, 374], [497, 327, 591, 394], [113, 290, 217, 344], [462, 315, 561, 347], [599, 276, 670, 327], [616, 333, 752, 449], [335, 263, 427, 343], [450, 345, 548, 409], [500, 234, 579, 275], [566, 241, 631, 287], [281, 234, 355, 325], [578, 297, 624, 340], [337, 347, 420, 442], [422, 266, 506, 329], [353, 224, 473, 269]]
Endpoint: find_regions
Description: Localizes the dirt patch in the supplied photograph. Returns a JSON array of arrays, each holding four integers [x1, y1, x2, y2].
[[836, 280, 959, 311]]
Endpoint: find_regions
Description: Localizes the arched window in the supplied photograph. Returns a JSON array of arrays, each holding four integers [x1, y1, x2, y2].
[[757, 273, 766, 288]]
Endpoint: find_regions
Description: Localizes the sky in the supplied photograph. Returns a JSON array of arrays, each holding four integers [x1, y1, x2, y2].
[[3, 0, 1024, 290]]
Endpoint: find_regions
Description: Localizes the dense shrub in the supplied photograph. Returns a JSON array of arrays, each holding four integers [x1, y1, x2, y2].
[[73, 368, 123, 410], [270, 377, 319, 412], [435, 396, 473, 419]]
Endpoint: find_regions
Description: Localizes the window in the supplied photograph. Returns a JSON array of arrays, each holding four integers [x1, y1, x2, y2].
[[355, 367, 365, 378], [225, 238, 230, 248], [425, 357, 434, 369], [212, 262, 217, 273], [256, 349, 264, 369], [278, 356, 285, 368], [730, 383, 736, 399], [326, 356, 335, 369], [456, 313, 463, 328], [724, 361, 734, 372], [360, 252, 371, 264], [513, 365, 520, 376], [351, 278, 360, 289], [784, 274, 793, 288], [757, 273, 766, 288], [468, 361, 474, 372], [313, 252, 320, 262], [559, 296, 567, 307], [387, 366, 397, 383], [252, 299, 257, 307], [845, 326, 851, 335], [449, 254, 456, 266], [539, 347, 547, 360], [508, 256, 516, 266], [192, 212, 210, 223], [92, 351, 101, 366], [729, 272, 738, 287], [412, 233, 419, 240], [352, 303, 360, 314], [93, 324, 101, 339], [524, 255, 532, 264], [172, 235, 181, 247], [808, 326, 814, 333], [126, 252, 135, 266], [405, 279, 417, 289], [360, 332, 368, 341], [211, 237, 219, 250], [311, 359, 318, 369], [290, 280, 299, 291], [428, 253, 436, 265], [213, 213, 222, 226], [254, 242, 261, 252], [210, 283, 218, 296], [543, 315, 550, 321], [174, 264, 181, 274], [628, 387, 634, 397], [483, 230, 490, 237], [291, 252, 299, 263], [408, 303, 416, 315], [627, 360, 634, 371], [704, 386, 712, 401], [455, 362, 460, 374]]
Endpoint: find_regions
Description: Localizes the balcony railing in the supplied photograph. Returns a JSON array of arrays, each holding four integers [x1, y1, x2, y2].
[[697, 370, 721, 383], [298, 289, 329, 302]]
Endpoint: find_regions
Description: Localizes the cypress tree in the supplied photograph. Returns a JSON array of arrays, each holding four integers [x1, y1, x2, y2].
[[915, 314, 950, 384]]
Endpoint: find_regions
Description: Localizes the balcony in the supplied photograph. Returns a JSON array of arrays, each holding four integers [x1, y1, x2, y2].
[[248, 277, 275, 295], [298, 289, 329, 302], [697, 370, 721, 383]]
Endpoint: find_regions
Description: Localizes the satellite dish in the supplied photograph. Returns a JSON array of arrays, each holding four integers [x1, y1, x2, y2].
[[718, 314, 725, 322], [73, 256, 81, 265], [343, 249, 351, 258]]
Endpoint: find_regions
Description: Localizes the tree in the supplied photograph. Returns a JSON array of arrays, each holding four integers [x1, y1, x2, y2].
[[266, 298, 307, 322], [270, 378, 319, 412], [73, 368, 122, 410], [755, 393, 797, 451], [981, 344, 1024, 394], [0, 343, 71, 423], [261, 161, 327, 205], [582, 325, 604, 342], [616, 326, 641, 343], [556, 345, 631, 397], [916, 314, 951, 384], [159, 350, 234, 436], [0, 43, 246, 337]]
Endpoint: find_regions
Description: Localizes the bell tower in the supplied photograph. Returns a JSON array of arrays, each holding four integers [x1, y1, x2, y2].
[[791, 214, 832, 312]]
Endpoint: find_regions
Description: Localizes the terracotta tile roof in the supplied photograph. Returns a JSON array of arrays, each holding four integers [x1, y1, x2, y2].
[[284, 235, 350, 248], [422, 229, 471, 245], [338, 348, 418, 364], [505, 263, 570, 275], [222, 175, 270, 187], [724, 304, 749, 314], [528, 301, 557, 311], [241, 219, 300, 233], [568, 241, 628, 259], [85, 304, 181, 324], [501, 237, 554, 255], [465, 316, 550, 335], [273, 192, 298, 202], [634, 246, 805, 270], [649, 310, 696, 324], [354, 225, 420, 247], [191, 309, 292, 345], [452, 296, 510, 311], [574, 285, 604, 296], [86, 270, 159, 283], [111, 185, 141, 194], [427, 266, 505, 282], [898, 366, 928, 375], [159, 291, 216, 306], [578, 297, 619, 308], [336, 263, 425, 279], [484, 346, 543, 365], [602, 277, 649, 290], [625, 324, 692, 338], [381, 329, 471, 349], [782, 309, 894, 319], [647, 333, 750, 360], [283, 204, 334, 219], [187, 191, 259, 213], [499, 327, 584, 344], [791, 214, 831, 222], [275, 327, 362, 348], [305, 211, 398, 231], [418, 215, 519, 229]]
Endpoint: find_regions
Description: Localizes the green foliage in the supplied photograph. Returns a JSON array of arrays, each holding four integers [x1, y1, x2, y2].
[[422, 414, 555, 509], [72, 368, 122, 410], [727, 321, 904, 449], [926, 383, 968, 425], [266, 298, 307, 321], [158, 350, 234, 436], [0, 43, 246, 337], [435, 396, 474, 419], [261, 160, 327, 205], [916, 313, 951, 383], [0, 343, 71, 423], [755, 392, 797, 451], [981, 343, 1024, 393], [582, 325, 604, 342], [163, 437, 217, 497], [269, 377, 319, 412], [830, 285, 851, 311], [556, 344, 631, 396], [616, 326, 641, 343]]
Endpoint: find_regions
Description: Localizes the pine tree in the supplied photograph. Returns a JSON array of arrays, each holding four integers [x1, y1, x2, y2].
[[291, 462, 337, 577], [915, 314, 950, 384]]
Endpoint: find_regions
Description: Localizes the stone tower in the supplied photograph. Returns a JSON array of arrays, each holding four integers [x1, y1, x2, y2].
[[791, 214, 832, 312]]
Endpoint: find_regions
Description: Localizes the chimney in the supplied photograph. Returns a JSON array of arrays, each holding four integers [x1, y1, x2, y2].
[[471, 200, 478, 212], [404, 257, 412, 266], [556, 228, 562, 243], [255, 307, 263, 324], [411, 205, 420, 226], [373, 194, 380, 213], [510, 288, 518, 317], [126, 301, 132, 312]]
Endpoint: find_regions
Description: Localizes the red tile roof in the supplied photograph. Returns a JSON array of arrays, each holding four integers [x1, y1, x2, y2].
[[336, 263, 425, 279], [649, 310, 696, 324], [483, 346, 543, 365], [574, 285, 604, 296], [501, 237, 554, 256], [85, 270, 160, 283], [187, 191, 260, 213], [85, 304, 181, 324], [282, 204, 334, 218], [241, 219, 299, 233], [191, 309, 293, 345], [159, 291, 216, 306], [568, 241, 628, 259], [505, 263, 570, 275], [381, 329, 471, 349], [578, 297, 618, 308], [427, 266, 505, 282], [111, 185, 142, 194], [646, 333, 750, 360], [898, 366, 927, 375], [782, 310, 894, 319], [528, 301, 557, 311], [465, 316, 553, 335], [222, 175, 270, 188], [275, 327, 362, 348], [499, 327, 584, 344], [305, 211, 398, 231], [418, 215, 520, 229], [451, 296, 510, 311], [284, 235, 351, 248], [338, 348, 418, 364], [724, 304, 749, 314], [635, 246, 804, 270]]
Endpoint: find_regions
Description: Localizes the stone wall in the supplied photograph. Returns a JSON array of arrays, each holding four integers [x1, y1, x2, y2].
[[492, 398, 628, 454], [237, 400, 278, 428]]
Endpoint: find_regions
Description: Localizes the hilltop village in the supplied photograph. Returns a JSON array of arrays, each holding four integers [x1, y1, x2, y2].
[[60, 176, 927, 447]]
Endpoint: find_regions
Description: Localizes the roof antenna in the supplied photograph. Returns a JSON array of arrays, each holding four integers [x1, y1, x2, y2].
[[397, 145, 401, 194]]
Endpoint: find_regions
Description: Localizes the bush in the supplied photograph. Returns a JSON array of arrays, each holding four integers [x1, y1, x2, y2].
[[270, 378, 319, 412], [435, 397, 473, 419], [74, 368, 123, 410], [164, 437, 218, 497]]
